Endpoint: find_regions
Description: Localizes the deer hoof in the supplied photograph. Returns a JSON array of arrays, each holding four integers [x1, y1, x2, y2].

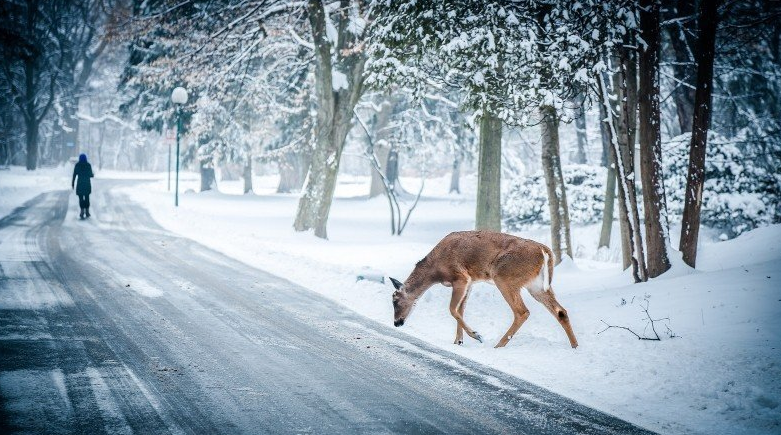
[[473, 332, 483, 343], [454, 339, 463, 345]]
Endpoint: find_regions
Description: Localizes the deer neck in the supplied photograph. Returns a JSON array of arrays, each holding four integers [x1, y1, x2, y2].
[[404, 266, 437, 300]]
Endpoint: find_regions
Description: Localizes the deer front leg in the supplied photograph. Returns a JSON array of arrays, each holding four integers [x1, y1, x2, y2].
[[528, 287, 578, 348], [495, 283, 530, 348], [449, 280, 482, 343], [453, 285, 472, 345]]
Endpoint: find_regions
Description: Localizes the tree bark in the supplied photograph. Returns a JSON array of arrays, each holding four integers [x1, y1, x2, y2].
[[475, 111, 502, 231], [540, 105, 573, 262], [369, 101, 393, 197], [200, 163, 216, 192], [293, 0, 367, 238], [680, 0, 719, 267], [24, 56, 38, 170], [243, 157, 253, 194], [572, 101, 588, 164], [666, 0, 697, 134], [370, 145, 391, 197], [597, 93, 616, 249], [25, 117, 38, 170], [385, 146, 406, 195], [599, 67, 648, 282], [600, 166, 617, 250], [639, 0, 672, 278], [449, 152, 462, 194]]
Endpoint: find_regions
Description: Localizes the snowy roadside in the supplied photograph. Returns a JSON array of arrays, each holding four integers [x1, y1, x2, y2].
[[103, 172, 780, 435], [0, 166, 70, 219]]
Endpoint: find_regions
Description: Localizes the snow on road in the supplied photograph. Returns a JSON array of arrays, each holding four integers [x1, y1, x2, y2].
[[2, 168, 779, 435]]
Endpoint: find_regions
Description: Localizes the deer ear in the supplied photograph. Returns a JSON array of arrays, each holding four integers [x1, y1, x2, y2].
[[390, 277, 403, 290]]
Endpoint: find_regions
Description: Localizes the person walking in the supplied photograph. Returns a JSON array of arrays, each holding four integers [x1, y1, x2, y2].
[[72, 153, 94, 219]]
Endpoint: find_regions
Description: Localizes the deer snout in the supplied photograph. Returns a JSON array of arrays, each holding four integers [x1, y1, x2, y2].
[[394, 318, 405, 327]]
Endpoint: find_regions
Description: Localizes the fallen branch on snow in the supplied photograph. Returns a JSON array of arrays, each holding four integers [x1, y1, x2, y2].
[[598, 300, 678, 341]]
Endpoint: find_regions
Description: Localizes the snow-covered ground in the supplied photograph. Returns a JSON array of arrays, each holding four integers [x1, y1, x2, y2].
[[0, 166, 69, 219], [1, 168, 779, 435]]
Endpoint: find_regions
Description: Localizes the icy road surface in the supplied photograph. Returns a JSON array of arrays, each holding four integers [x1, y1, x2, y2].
[[0, 185, 653, 434]]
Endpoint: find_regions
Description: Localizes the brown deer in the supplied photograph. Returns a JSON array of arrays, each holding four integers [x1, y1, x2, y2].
[[390, 231, 578, 348]]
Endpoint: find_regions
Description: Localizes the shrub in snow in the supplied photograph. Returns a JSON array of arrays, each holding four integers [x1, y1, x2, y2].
[[503, 165, 605, 230], [663, 133, 780, 238]]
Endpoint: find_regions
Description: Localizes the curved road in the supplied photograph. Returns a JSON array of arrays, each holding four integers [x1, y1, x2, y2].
[[0, 183, 653, 434]]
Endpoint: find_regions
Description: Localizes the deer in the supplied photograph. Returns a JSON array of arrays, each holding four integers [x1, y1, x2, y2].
[[390, 231, 578, 349]]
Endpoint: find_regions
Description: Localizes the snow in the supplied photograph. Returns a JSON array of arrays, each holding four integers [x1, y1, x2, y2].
[[1, 168, 779, 435], [332, 69, 349, 91]]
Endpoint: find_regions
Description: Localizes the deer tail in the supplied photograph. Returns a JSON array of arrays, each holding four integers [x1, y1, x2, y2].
[[542, 248, 554, 291]]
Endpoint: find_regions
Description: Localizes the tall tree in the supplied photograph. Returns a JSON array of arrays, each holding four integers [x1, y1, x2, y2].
[[597, 96, 617, 251], [638, 0, 671, 278], [540, 105, 573, 261], [293, 0, 371, 238], [598, 51, 648, 282], [52, 0, 110, 162], [571, 98, 588, 164], [368, 99, 394, 198], [475, 111, 502, 230], [680, 0, 720, 267], [1, 0, 63, 170]]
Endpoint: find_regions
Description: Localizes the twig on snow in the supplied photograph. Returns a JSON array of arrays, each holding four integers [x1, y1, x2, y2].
[[599, 300, 677, 341]]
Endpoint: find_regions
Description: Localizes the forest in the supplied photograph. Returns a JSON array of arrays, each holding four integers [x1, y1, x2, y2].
[[1, 0, 779, 276]]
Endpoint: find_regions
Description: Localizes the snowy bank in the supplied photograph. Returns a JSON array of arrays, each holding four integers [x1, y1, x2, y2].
[[0, 166, 70, 218]]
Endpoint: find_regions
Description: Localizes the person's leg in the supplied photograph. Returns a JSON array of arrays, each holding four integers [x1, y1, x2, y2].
[[85, 194, 90, 217], [78, 195, 85, 218]]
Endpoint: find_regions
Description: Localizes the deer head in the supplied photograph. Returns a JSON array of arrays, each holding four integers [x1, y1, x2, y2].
[[390, 277, 415, 327]]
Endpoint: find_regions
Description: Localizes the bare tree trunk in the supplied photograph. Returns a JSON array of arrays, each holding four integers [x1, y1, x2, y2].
[[475, 111, 502, 231], [598, 94, 616, 249], [370, 146, 391, 197], [572, 101, 588, 164], [449, 152, 462, 194], [25, 118, 38, 170], [24, 58, 39, 170], [294, 0, 367, 238], [243, 157, 253, 194], [600, 167, 618, 249], [680, 0, 719, 267], [613, 44, 641, 272], [200, 163, 216, 192], [98, 122, 106, 170], [385, 146, 407, 195], [540, 105, 573, 262], [599, 66, 648, 282], [639, 0, 672, 278], [369, 101, 393, 197]]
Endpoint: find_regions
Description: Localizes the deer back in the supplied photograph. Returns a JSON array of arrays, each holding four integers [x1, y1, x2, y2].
[[416, 231, 551, 288]]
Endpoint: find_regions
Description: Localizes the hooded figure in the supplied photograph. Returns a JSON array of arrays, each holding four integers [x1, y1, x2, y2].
[[72, 153, 94, 219]]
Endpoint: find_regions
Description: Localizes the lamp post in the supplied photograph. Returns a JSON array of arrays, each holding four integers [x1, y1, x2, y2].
[[171, 86, 188, 207], [167, 123, 171, 191]]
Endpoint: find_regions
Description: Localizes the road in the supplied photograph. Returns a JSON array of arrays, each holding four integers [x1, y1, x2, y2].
[[0, 183, 653, 434]]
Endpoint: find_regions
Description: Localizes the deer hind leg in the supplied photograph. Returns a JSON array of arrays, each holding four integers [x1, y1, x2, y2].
[[526, 282, 578, 348], [494, 281, 531, 348], [453, 285, 472, 345], [449, 279, 482, 343]]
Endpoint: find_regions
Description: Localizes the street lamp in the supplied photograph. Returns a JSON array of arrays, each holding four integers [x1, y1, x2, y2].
[[171, 86, 188, 207]]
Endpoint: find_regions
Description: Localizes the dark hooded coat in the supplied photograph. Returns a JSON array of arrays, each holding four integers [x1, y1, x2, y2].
[[72, 161, 94, 195]]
